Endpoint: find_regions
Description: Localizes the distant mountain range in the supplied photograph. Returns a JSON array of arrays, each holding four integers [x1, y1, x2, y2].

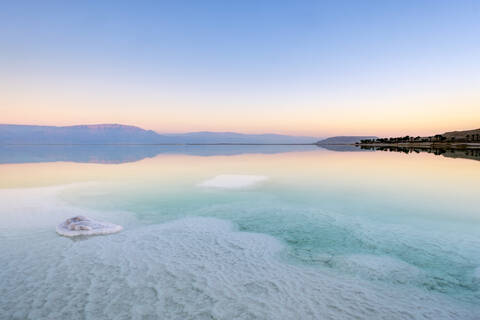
[[0, 124, 320, 144], [316, 136, 378, 145]]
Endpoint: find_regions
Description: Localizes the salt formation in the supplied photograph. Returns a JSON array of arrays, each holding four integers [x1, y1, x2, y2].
[[473, 267, 480, 282], [198, 174, 268, 189], [56, 215, 122, 237], [7, 217, 472, 320], [329, 254, 424, 284]]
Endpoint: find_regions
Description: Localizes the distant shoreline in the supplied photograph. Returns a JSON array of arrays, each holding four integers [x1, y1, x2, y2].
[[3, 142, 480, 149], [353, 142, 480, 149], [0, 143, 318, 146], [3, 142, 480, 150]]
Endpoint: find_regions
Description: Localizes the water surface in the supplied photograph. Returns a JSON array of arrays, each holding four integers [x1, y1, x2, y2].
[[0, 146, 479, 319]]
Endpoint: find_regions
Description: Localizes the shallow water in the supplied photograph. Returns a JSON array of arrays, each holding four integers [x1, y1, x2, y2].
[[0, 146, 479, 319]]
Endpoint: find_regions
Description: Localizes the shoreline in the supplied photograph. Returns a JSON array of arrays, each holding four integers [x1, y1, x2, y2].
[[353, 142, 480, 149], [0, 143, 318, 146]]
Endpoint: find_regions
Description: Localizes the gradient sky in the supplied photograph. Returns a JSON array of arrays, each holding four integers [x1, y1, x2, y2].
[[1, 0, 479, 137]]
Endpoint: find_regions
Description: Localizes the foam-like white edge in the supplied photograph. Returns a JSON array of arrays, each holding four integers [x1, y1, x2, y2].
[[56, 217, 123, 237], [198, 174, 268, 189]]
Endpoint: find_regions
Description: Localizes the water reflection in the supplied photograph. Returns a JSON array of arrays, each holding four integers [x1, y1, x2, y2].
[[1, 144, 479, 164], [0, 145, 316, 164], [358, 145, 480, 161], [317, 144, 372, 152]]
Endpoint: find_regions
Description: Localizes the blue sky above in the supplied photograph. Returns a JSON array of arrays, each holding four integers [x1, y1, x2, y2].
[[1, 0, 479, 135]]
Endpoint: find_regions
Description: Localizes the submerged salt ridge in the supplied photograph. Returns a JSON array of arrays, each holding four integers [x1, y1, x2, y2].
[[1, 216, 477, 320], [1, 178, 479, 319], [185, 200, 480, 301]]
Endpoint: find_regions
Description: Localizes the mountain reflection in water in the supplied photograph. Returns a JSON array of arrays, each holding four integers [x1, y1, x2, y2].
[[0, 145, 317, 164], [0, 144, 478, 165]]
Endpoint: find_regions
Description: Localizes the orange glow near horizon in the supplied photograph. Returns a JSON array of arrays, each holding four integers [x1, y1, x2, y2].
[[1, 99, 478, 137], [2, 65, 479, 137]]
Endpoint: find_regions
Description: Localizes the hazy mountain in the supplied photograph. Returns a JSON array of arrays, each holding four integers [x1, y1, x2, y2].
[[163, 131, 318, 144], [0, 124, 319, 144], [317, 136, 378, 144], [0, 124, 164, 144]]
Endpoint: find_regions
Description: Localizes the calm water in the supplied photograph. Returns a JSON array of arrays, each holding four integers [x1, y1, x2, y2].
[[0, 146, 479, 319]]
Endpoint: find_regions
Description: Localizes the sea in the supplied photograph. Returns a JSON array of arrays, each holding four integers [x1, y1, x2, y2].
[[0, 145, 479, 320]]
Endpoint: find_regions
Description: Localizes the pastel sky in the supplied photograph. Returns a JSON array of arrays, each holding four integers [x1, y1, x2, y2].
[[1, 0, 479, 137]]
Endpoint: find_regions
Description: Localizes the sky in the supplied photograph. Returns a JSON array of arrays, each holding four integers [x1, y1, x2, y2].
[[1, 0, 479, 137]]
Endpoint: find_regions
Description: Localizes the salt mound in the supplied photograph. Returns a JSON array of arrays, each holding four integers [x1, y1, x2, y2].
[[198, 174, 268, 189], [56, 216, 122, 237]]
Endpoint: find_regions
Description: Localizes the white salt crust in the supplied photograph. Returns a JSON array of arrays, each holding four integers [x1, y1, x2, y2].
[[0, 186, 479, 319], [1, 217, 478, 320], [473, 267, 480, 281], [56, 215, 123, 237]]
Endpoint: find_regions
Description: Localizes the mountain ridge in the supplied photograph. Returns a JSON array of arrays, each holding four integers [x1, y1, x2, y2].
[[0, 124, 320, 144]]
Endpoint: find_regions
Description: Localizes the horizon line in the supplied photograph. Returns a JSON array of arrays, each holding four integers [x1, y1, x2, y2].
[[3, 122, 477, 138]]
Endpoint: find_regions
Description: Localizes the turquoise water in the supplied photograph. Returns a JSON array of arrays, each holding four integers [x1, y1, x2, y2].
[[0, 146, 479, 319]]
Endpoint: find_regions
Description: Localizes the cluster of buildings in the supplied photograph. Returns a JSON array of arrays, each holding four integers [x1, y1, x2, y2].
[[359, 129, 480, 144]]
